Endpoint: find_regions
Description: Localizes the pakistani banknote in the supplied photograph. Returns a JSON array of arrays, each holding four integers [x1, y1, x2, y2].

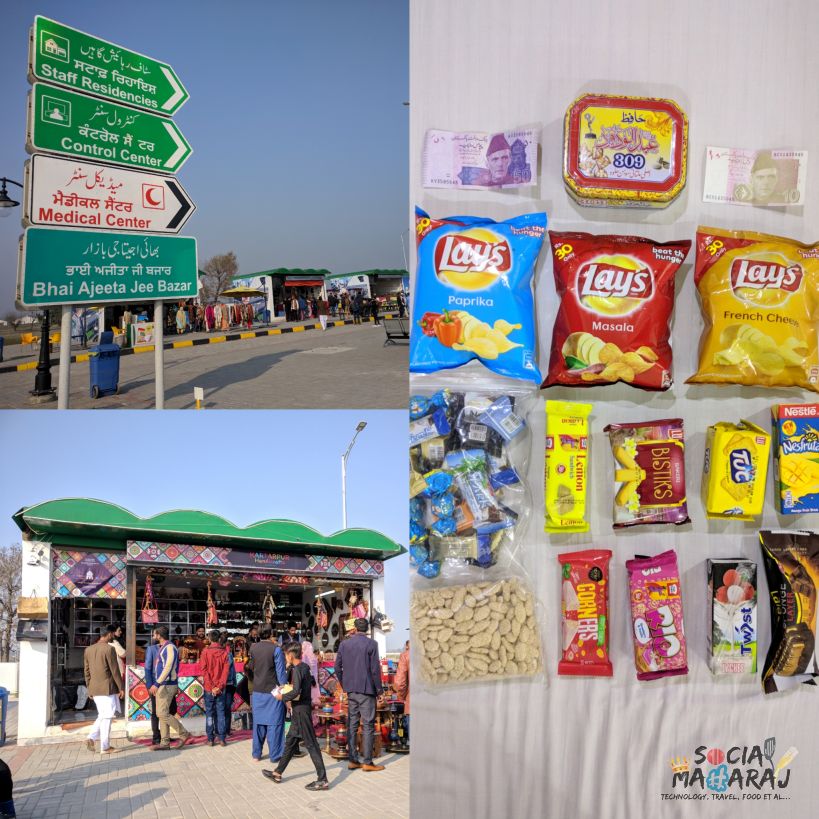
[[703, 147, 807, 206], [422, 128, 539, 189]]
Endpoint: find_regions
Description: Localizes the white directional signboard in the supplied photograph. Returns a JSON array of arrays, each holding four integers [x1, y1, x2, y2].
[[24, 154, 195, 234]]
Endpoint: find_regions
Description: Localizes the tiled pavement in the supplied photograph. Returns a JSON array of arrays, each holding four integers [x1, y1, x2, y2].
[[0, 702, 409, 818]]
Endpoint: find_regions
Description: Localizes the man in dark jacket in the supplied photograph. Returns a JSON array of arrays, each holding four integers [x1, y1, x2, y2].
[[201, 630, 230, 746], [248, 626, 287, 762], [336, 618, 384, 771], [262, 643, 329, 790]]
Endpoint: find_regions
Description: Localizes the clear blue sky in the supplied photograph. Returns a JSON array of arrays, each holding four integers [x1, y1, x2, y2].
[[0, 409, 409, 649], [0, 0, 409, 313]]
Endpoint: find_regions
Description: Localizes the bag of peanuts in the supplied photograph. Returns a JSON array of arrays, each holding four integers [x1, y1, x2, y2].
[[409, 384, 535, 579], [410, 575, 544, 688], [543, 230, 690, 390]]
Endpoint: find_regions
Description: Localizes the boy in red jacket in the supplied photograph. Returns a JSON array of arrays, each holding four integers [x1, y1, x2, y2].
[[201, 630, 230, 746]]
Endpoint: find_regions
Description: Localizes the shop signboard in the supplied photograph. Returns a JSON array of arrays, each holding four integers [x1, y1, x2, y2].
[[25, 154, 195, 234], [325, 273, 371, 298], [30, 16, 189, 115], [126, 540, 384, 578], [28, 83, 192, 174], [17, 226, 198, 308]]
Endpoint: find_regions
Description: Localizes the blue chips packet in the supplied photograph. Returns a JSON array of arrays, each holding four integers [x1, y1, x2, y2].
[[410, 207, 547, 383]]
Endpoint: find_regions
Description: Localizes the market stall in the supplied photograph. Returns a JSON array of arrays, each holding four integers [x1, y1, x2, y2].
[[13, 498, 403, 742]]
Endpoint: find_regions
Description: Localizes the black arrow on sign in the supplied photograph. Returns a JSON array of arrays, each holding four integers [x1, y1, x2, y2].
[[165, 178, 195, 230]]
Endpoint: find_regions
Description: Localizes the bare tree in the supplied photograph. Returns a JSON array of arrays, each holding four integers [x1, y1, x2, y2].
[[0, 544, 21, 662], [200, 252, 239, 304]]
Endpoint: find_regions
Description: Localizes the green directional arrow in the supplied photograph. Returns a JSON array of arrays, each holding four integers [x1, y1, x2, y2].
[[30, 16, 189, 115], [28, 83, 192, 174]]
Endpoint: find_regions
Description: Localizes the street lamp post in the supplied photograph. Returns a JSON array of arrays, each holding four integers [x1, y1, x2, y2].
[[341, 421, 367, 529], [0, 177, 22, 214]]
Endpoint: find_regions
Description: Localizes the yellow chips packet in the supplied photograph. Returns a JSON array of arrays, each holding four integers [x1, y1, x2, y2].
[[702, 420, 771, 520], [545, 401, 591, 533], [688, 227, 819, 392]]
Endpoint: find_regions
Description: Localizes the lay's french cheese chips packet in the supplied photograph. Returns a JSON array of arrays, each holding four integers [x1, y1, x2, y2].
[[410, 207, 546, 383], [688, 227, 819, 392]]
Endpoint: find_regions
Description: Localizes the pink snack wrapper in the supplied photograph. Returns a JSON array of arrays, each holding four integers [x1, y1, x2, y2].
[[626, 549, 688, 681]]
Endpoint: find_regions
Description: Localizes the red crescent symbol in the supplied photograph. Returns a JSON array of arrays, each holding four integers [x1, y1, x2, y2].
[[145, 187, 161, 206]]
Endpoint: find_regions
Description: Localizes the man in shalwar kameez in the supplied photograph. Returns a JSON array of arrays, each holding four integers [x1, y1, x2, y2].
[[248, 626, 288, 762]]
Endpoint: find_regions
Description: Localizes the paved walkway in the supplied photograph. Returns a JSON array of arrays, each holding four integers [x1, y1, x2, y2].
[[0, 703, 409, 819], [0, 322, 407, 409]]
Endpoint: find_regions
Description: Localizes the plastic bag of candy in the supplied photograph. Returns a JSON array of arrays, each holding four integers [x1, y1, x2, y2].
[[409, 386, 534, 579]]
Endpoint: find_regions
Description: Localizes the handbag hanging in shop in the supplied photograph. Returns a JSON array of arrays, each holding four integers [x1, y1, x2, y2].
[[206, 580, 218, 626], [18, 588, 48, 619], [140, 575, 159, 625]]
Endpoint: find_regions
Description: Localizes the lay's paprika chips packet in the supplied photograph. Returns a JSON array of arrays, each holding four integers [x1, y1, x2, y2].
[[543, 231, 690, 390], [688, 227, 819, 392], [410, 207, 546, 383]]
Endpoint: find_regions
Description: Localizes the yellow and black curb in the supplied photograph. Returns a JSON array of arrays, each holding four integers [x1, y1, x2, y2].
[[0, 314, 399, 375]]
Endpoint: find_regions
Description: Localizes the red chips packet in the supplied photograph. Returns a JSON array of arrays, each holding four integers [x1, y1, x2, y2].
[[543, 231, 691, 390], [558, 548, 613, 676]]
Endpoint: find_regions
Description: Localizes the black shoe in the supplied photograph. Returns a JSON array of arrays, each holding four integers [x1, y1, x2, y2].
[[292, 751, 306, 758], [262, 770, 282, 783], [305, 780, 329, 791]]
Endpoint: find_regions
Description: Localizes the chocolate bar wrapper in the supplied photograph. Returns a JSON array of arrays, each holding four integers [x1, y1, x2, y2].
[[759, 530, 819, 694], [707, 559, 757, 674], [626, 550, 688, 680]]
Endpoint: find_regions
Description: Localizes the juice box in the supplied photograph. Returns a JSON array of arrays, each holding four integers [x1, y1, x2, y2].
[[707, 559, 757, 675], [772, 403, 819, 514]]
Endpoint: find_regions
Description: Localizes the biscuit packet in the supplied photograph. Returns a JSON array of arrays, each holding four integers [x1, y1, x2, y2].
[[688, 227, 819, 392], [545, 401, 591, 533], [702, 420, 771, 519], [604, 419, 689, 527], [543, 231, 690, 390], [626, 550, 688, 681], [759, 530, 819, 694]]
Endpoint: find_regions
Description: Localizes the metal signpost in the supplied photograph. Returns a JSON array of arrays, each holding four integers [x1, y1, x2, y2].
[[27, 83, 192, 174], [29, 16, 188, 115], [18, 17, 196, 409], [24, 154, 195, 234]]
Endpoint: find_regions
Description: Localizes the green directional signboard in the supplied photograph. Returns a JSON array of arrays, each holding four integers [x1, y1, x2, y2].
[[28, 83, 192, 174], [17, 227, 198, 308], [30, 16, 189, 115]]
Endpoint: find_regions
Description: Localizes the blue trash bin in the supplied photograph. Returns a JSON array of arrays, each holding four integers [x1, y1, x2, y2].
[[89, 330, 121, 398], [0, 685, 8, 746]]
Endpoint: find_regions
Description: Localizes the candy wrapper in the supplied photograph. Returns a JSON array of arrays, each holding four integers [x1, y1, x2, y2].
[[409, 388, 531, 578], [772, 403, 819, 514], [688, 227, 819, 392], [707, 559, 757, 675], [410, 207, 546, 383], [626, 550, 688, 680], [545, 401, 591, 533], [558, 549, 612, 676], [604, 419, 689, 527], [543, 232, 689, 390], [702, 420, 770, 519], [759, 530, 819, 694], [410, 577, 543, 688]]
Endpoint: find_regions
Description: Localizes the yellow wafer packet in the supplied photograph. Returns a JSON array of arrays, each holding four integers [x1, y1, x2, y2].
[[545, 401, 591, 533], [702, 420, 771, 519]]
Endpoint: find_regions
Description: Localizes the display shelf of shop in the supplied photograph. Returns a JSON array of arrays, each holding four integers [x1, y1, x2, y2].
[[72, 600, 126, 647]]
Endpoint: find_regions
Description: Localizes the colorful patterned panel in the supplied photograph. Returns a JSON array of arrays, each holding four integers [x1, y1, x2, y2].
[[52, 549, 127, 599], [306, 555, 383, 577]]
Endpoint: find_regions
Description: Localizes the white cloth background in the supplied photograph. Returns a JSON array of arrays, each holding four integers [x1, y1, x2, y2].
[[409, 1, 819, 817]]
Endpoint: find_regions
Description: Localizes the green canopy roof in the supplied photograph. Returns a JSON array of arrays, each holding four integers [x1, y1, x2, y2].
[[326, 269, 408, 280], [235, 268, 332, 281], [13, 499, 405, 560]]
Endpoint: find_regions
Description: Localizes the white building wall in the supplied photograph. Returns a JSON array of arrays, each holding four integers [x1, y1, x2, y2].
[[17, 536, 51, 740]]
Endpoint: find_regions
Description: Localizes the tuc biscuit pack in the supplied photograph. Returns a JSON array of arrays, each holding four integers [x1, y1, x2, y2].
[[688, 227, 819, 392], [410, 207, 546, 383], [772, 403, 819, 514], [543, 231, 690, 390]]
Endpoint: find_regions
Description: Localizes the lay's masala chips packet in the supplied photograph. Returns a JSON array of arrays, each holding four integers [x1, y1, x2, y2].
[[410, 207, 546, 383], [688, 227, 819, 391]]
